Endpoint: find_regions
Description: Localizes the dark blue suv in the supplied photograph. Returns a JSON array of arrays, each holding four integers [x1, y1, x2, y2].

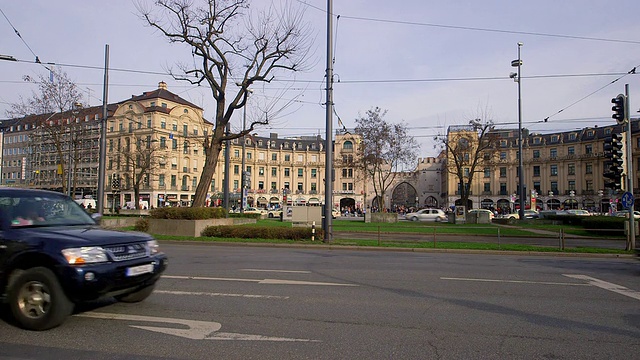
[[0, 188, 167, 330]]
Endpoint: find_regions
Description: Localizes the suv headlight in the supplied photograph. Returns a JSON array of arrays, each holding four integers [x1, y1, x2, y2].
[[147, 240, 160, 255], [62, 247, 108, 264]]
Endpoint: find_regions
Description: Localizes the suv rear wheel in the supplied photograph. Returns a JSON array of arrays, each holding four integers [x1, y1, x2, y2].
[[7, 267, 74, 331]]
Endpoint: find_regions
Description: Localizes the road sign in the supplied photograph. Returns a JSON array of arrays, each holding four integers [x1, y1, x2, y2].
[[621, 191, 634, 209]]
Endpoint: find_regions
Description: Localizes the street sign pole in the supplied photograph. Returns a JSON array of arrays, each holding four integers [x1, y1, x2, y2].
[[624, 84, 635, 250]]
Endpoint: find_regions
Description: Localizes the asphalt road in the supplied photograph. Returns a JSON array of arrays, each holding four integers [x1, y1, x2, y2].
[[1, 243, 639, 359]]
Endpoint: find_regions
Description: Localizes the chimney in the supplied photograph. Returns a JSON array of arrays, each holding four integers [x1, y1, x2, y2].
[[158, 81, 168, 90]]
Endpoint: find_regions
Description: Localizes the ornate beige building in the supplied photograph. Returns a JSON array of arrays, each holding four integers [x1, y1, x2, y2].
[[445, 121, 640, 213]]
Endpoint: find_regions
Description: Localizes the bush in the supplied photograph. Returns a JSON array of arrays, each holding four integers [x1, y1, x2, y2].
[[581, 216, 625, 236], [543, 214, 585, 226], [229, 213, 262, 219], [134, 218, 149, 232], [149, 207, 226, 220], [201, 225, 322, 240]]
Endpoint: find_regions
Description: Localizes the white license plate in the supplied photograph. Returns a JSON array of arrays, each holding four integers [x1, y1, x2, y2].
[[126, 264, 154, 277]]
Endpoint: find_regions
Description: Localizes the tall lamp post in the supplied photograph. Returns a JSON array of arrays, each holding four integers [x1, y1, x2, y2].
[[511, 42, 524, 220], [67, 102, 82, 197], [240, 88, 253, 214]]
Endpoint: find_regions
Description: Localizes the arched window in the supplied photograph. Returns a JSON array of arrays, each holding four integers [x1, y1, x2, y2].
[[343, 140, 353, 150]]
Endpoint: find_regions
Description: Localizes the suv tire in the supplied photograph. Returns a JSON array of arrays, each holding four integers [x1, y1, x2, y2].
[[7, 267, 74, 331]]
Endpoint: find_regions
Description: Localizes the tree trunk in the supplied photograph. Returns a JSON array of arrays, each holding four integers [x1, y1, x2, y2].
[[192, 141, 223, 207]]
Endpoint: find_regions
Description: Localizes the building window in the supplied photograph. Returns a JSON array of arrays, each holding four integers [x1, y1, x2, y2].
[[311, 183, 317, 191], [258, 181, 264, 189], [568, 146, 575, 155], [171, 175, 177, 187], [172, 139, 178, 150], [160, 118, 166, 129], [586, 163, 593, 174], [533, 150, 540, 159], [284, 168, 290, 177], [233, 165, 239, 175], [284, 154, 291, 162], [533, 166, 540, 177], [500, 183, 507, 194], [464, 168, 470, 177], [233, 180, 239, 189], [271, 182, 277, 190], [499, 167, 507, 177], [159, 174, 165, 186], [500, 152, 506, 160], [550, 164, 558, 176], [585, 180, 593, 191], [585, 144, 593, 154], [568, 164, 575, 175], [533, 181, 540, 193], [343, 141, 353, 149], [484, 168, 490, 178], [568, 180, 576, 190], [298, 168, 303, 177], [271, 167, 277, 176], [311, 169, 317, 178], [259, 167, 264, 176], [551, 181, 558, 193], [483, 183, 490, 192], [234, 149, 240, 157], [297, 182, 303, 191], [272, 153, 277, 161], [550, 148, 557, 158]]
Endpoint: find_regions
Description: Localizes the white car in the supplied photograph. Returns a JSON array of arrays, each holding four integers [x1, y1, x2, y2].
[[467, 208, 495, 220], [267, 209, 282, 218], [332, 209, 341, 219], [405, 208, 447, 222], [243, 207, 267, 215]]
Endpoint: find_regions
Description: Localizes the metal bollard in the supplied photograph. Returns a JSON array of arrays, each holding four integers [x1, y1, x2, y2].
[[311, 221, 315, 241]]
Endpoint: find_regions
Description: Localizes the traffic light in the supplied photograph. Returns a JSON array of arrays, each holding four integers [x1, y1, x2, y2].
[[603, 134, 624, 190], [111, 174, 120, 189], [611, 94, 627, 125]]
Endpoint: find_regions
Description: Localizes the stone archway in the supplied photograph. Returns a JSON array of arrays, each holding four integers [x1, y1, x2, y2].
[[424, 196, 438, 208], [391, 182, 418, 210]]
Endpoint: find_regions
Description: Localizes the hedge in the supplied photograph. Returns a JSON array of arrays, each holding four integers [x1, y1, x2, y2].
[[201, 225, 321, 240], [149, 207, 226, 220]]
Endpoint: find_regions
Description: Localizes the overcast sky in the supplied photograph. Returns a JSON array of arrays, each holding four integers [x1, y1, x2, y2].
[[1, 0, 640, 157]]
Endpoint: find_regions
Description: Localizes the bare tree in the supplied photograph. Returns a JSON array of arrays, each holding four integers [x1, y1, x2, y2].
[[114, 134, 163, 209], [6, 69, 83, 195], [137, 0, 314, 207], [434, 117, 500, 211], [353, 107, 419, 212]]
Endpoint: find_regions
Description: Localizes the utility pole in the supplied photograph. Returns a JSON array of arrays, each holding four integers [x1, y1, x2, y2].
[[625, 84, 635, 250], [323, 0, 333, 242]]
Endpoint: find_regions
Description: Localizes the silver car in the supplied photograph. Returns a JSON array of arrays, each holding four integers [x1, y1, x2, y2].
[[405, 208, 447, 222]]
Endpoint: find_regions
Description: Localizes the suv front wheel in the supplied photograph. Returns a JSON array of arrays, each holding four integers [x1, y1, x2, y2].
[[7, 267, 74, 331]]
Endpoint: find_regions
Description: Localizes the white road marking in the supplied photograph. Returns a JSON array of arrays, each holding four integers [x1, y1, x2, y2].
[[241, 269, 311, 274], [164, 275, 357, 287], [155, 290, 289, 299], [76, 312, 319, 342], [563, 274, 640, 301], [440, 277, 591, 286]]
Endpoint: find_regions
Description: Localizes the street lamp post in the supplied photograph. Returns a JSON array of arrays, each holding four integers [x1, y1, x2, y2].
[[240, 88, 253, 214], [511, 42, 524, 220], [67, 102, 82, 197]]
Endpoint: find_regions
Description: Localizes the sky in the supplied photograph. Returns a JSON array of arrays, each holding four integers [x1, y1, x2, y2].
[[1, 0, 640, 157]]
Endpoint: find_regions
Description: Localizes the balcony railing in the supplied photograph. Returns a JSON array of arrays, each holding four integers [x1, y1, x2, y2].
[[181, 186, 190, 191]]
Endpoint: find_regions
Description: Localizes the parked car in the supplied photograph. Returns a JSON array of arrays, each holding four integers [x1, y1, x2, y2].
[[565, 209, 591, 216], [612, 210, 640, 219], [267, 209, 283, 218], [497, 212, 519, 220], [0, 188, 167, 330], [523, 210, 539, 219], [405, 208, 447, 222], [243, 207, 267, 215], [467, 208, 495, 220], [332, 208, 341, 219]]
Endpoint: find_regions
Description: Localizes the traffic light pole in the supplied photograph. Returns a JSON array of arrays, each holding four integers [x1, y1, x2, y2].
[[624, 84, 635, 250]]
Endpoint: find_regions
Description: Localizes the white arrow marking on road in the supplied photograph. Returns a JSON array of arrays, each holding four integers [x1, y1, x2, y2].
[[163, 275, 358, 287], [563, 274, 640, 301], [77, 312, 319, 342]]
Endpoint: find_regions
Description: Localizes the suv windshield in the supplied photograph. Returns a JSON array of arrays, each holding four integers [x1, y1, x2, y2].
[[0, 192, 95, 228]]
